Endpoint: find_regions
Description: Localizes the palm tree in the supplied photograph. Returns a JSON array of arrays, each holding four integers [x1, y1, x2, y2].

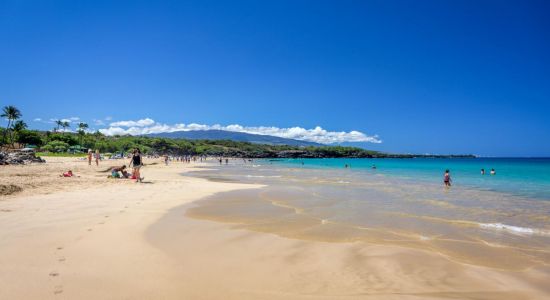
[[1, 105, 22, 145], [77, 122, 89, 145], [55, 120, 63, 132], [12, 120, 27, 132], [61, 121, 70, 134], [11, 120, 27, 146]]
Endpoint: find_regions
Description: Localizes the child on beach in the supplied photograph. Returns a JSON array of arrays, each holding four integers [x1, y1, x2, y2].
[[87, 149, 92, 166], [61, 170, 74, 177], [444, 170, 452, 187], [110, 165, 127, 178]]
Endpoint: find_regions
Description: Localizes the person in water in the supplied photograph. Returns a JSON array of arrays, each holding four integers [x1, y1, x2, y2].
[[129, 148, 144, 183], [481, 168, 485, 175], [444, 169, 452, 187], [490, 168, 496, 175], [372, 164, 377, 169]]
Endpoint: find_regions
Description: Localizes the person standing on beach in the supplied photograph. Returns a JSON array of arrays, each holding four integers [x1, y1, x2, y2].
[[444, 169, 452, 187], [129, 148, 144, 183], [95, 149, 100, 166], [87, 149, 93, 166]]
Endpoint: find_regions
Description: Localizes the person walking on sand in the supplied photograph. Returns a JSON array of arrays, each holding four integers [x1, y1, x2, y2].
[[444, 169, 452, 187], [87, 149, 93, 166], [95, 149, 100, 166], [129, 148, 144, 183]]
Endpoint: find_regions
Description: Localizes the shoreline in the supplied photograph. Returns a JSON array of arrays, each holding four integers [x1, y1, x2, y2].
[[1, 158, 549, 299], [149, 195, 550, 299]]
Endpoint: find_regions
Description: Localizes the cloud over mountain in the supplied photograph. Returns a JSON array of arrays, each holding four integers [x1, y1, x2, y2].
[[99, 118, 381, 144]]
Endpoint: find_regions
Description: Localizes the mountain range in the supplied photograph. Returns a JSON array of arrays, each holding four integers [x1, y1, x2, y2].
[[147, 130, 322, 147]]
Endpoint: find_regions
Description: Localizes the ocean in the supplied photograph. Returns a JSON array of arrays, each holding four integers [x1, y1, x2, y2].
[[271, 157, 550, 200], [186, 157, 550, 270]]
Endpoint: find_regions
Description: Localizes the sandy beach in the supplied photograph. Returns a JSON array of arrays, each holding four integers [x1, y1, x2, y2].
[[1, 158, 549, 299]]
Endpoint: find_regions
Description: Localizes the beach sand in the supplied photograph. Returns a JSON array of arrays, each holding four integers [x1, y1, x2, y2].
[[1, 158, 548, 299]]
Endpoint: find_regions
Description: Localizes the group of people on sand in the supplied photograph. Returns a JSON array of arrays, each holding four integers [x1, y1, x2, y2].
[[108, 149, 144, 183], [62, 149, 144, 182], [444, 168, 497, 187], [87, 149, 101, 166]]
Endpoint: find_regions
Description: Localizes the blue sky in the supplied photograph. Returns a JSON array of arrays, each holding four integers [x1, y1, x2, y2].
[[1, 0, 549, 156]]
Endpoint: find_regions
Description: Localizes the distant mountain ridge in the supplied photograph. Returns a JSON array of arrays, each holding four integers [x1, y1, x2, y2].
[[146, 130, 322, 147]]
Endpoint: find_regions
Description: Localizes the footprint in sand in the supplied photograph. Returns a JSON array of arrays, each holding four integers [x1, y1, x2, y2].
[[58, 257, 66, 262], [98, 221, 105, 225], [87, 228, 93, 231], [119, 210, 125, 213], [56, 247, 63, 250], [104, 215, 109, 218], [54, 285, 63, 295], [49, 271, 59, 277]]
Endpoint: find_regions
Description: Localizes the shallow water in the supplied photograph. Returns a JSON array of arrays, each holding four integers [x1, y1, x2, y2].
[[186, 159, 550, 270]]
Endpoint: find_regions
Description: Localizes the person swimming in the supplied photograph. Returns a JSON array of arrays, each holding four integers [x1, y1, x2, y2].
[[372, 164, 377, 169], [490, 168, 496, 175], [444, 169, 452, 187], [481, 168, 485, 175]]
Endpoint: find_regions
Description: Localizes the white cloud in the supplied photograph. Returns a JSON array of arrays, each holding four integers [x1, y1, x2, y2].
[[99, 118, 381, 144], [93, 119, 105, 126], [110, 118, 155, 127], [49, 117, 80, 123], [33, 118, 42, 122]]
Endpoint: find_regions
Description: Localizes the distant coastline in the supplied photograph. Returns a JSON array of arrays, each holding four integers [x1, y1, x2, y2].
[[11, 129, 475, 159]]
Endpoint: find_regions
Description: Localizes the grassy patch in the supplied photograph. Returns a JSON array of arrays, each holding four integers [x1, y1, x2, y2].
[[36, 152, 87, 157]]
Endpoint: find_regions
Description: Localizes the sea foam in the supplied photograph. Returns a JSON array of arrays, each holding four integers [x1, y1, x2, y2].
[[479, 223, 550, 236]]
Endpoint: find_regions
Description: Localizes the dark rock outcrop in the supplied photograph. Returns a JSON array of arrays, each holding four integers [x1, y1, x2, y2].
[[0, 151, 45, 165]]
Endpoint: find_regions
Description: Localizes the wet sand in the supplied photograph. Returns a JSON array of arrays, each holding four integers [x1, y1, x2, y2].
[[151, 202, 550, 299]]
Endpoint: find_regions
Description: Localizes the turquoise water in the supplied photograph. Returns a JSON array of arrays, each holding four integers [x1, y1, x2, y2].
[[189, 158, 550, 269], [266, 158, 550, 200]]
